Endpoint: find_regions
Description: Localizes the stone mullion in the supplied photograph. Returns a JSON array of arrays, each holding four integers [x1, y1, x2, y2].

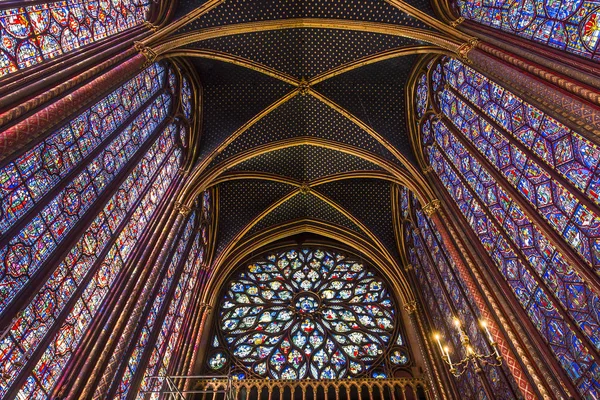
[[434, 141, 600, 365], [461, 21, 600, 82], [424, 209, 540, 399], [0, 26, 148, 112], [425, 151, 580, 398], [50, 144, 180, 397], [184, 305, 213, 392], [444, 83, 599, 215], [399, 221, 456, 400], [3, 132, 178, 400], [0, 53, 147, 162], [0, 87, 167, 254], [171, 266, 209, 378], [113, 213, 197, 400], [438, 108, 600, 296], [89, 202, 190, 399], [466, 47, 600, 145], [410, 244, 475, 399], [61, 172, 185, 400], [0, 114, 173, 338], [418, 210, 521, 398]]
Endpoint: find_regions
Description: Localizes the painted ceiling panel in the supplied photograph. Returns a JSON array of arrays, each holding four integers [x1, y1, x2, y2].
[[210, 94, 399, 167], [313, 54, 419, 165], [244, 192, 365, 237], [228, 145, 385, 182], [187, 29, 423, 79], [176, 0, 429, 34], [216, 179, 297, 255], [193, 59, 294, 160]]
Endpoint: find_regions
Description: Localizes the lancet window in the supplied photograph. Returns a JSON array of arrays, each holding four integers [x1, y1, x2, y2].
[[412, 56, 600, 397]]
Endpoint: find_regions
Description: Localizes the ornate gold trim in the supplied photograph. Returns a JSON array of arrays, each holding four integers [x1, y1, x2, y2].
[[422, 199, 441, 216], [153, 19, 465, 56]]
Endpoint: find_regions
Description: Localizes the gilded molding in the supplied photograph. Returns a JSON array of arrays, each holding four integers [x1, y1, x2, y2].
[[457, 39, 479, 63], [133, 41, 158, 67], [143, 21, 159, 32], [422, 199, 441, 216], [175, 201, 192, 216], [298, 78, 310, 96], [403, 301, 418, 314], [450, 17, 465, 27]]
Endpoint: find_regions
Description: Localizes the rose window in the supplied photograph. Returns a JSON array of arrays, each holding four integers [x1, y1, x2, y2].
[[208, 247, 407, 380]]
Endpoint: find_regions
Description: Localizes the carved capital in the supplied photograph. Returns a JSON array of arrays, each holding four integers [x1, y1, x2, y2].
[[178, 167, 190, 176], [422, 199, 441, 216], [422, 166, 433, 175], [143, 21, 159, 32], [175, 201, 192, 216], [450, 17, 465, 27], [134, 41, 158, 67], [404, 301, 417, 314], [457, 39, 478, 64], [404, 263, 414, 272]]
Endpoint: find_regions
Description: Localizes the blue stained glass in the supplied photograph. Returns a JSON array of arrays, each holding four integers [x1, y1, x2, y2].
[[422, 112, 600, 396], [0, 0, 151, 78], [454, 0, 600, 59], [139, 207, 209, 395], [0, 91, 171, 317], [211, 248, 395, 380], [116, 211, 196, 398], [0, 63, 165, 236], [0, 127, 179, 395], [181, 77, 192, 119], [19, 141, 181, 397]]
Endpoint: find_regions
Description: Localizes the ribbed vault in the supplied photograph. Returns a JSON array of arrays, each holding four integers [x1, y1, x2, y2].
[[164, 0, 446, 294]]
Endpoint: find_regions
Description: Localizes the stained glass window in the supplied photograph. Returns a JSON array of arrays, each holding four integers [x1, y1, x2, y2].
[[0, 58, 187, 397], [453, 0, 600, 60], [117, 211, 197, 398], [14, 130, 182, 398], [0, 70, 171, 316], [139, 191, 211, 396], [181, 77, 192, 120], [0, 0, 151, 78], [207, 247, 407, 380], [400, 187, 518, 397], [415, 56, 600, 396]]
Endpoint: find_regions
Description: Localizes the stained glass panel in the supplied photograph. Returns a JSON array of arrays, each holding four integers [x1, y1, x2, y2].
[[423, 121, 600, 395], [12, 129, 182, 398], [453, 0, 600, 60], [0, 0, 151, 78], [117, 211, 196, 398], [211, 248, 397, 380], [0, 90, 171, 316], [0, 63, 165, 236], [181, 77, 192, 120]]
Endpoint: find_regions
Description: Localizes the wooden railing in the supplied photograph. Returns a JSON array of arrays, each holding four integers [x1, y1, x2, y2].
[[140, 376, 430, 400]]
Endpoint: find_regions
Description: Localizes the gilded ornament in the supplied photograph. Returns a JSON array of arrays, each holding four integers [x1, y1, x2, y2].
[[422, 200, 441, 216]]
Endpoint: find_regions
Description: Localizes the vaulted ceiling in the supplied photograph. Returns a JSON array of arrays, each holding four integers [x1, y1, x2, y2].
[[170, 0, 441, 269]]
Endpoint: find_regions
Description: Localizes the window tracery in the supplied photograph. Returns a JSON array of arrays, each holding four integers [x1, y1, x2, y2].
[[453, 0, 600, 60], [0, 0, 151, 78], [0, 61, 197, 398], [206, 248, 409, 380], [413, 56, 600, 397]]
